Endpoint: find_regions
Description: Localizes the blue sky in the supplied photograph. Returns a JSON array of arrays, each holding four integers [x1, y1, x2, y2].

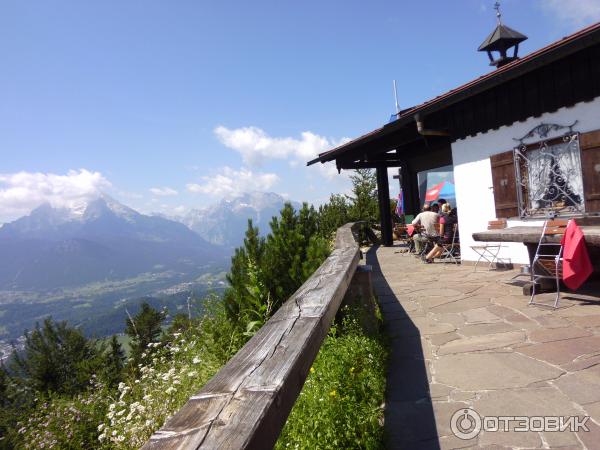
[[1, 0, 599, 222]]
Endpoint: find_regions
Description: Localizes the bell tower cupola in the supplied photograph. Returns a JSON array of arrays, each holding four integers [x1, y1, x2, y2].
[[478, 2, 528, 68]]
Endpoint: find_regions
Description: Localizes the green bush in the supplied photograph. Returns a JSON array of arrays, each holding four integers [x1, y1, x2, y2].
[[276, 308, 388, 450]]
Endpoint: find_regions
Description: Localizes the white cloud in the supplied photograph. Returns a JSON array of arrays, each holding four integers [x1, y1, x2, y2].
[[541, 0, 600, 26], [187, 167, 280, 198], [149, 187, 178, 196], [0, 169, 111, 222], [173, 205, 188, 215], [214, 125, 350, 177]]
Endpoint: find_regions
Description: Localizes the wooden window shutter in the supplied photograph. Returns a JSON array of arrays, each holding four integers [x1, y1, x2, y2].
[[580, 129, 600, 213], [490, 150, 518, 219]]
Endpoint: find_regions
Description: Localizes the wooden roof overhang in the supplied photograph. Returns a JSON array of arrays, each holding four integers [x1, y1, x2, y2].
[[308, 21, 600, 172]]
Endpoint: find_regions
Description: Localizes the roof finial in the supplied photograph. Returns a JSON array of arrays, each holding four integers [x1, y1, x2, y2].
[[494, 1, 502, 25]]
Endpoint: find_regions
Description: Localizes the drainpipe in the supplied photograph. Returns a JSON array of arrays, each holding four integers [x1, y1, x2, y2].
[[414, 113, 449, 137]]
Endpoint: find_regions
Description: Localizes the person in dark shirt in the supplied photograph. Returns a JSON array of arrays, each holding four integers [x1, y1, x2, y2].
[[423, 206, 458, 263]]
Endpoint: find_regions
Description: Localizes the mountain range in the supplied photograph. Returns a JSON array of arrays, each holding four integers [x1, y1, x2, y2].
[[179, 191, 299, 248], [0, 191, 300, 346], [0, 194, 224, 290], [0, 192, 298, 291]]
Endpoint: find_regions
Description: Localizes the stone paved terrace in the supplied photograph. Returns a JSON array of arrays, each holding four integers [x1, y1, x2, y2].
[[368, 245, 600, 450]]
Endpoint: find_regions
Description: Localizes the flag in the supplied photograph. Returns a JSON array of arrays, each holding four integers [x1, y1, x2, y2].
[[396, 190, 404, 216]]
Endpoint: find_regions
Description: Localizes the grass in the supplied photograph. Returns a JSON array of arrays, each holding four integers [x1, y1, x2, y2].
[[276, 304, 388, 449]]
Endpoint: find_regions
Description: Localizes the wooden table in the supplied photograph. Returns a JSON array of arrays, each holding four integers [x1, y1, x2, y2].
[[472, 224, 600, 294], [472, 225, 600, 246]]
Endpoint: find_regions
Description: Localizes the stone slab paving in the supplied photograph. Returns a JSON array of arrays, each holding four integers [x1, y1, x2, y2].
[[368, 245, 600, 450]]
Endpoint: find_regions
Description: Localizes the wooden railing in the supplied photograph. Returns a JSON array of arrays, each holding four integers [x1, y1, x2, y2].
[[142, 223, 362, 450]]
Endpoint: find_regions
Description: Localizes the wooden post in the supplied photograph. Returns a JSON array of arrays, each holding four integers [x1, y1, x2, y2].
[[400, 164, 420, 216], [376, 165, 393, 246]]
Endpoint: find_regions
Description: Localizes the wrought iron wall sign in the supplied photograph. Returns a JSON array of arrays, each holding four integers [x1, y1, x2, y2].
[[514, 129, 585, 218], [513, 121, 578, 144]]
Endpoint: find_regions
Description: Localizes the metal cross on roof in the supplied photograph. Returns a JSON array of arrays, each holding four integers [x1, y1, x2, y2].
[[494, 1, 502, 24]]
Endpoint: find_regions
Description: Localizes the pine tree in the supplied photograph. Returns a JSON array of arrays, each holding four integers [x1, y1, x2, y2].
[[12, 318, 102, 396], [125, 303, 165, 367], [302, 235, 331, 279], [263, 203, 304, 307], [0, 364, 8, 407], [347, 169, 379, 225], [102, 335, 125, 388], [317, 194, 350, 238], [224, 203, 330, 333], [224, 219, 265, 322], [0, 363, 14, 449]]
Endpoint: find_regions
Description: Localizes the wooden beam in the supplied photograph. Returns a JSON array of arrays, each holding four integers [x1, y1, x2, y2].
[[337, 160, 403, 170], [141, 223, 362, 450], [333, 127, 422, 164], [400, 164, 420, 216], [376, 166, 393, 246]]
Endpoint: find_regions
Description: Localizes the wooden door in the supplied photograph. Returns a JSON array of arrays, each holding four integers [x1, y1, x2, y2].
[[490, 150, 519, 219], [580, 130, 600, 213]]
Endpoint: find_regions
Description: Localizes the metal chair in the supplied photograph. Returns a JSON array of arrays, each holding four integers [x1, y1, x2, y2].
[[529, 219, 568, 309], [440, 224, 460, 264], [470, 219, 507, 270]]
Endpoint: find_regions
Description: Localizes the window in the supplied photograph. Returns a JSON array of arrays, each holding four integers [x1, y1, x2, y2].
[[490, 127, 600, 220], [417, 164, 455, 208], [514, 133, 585, 218]]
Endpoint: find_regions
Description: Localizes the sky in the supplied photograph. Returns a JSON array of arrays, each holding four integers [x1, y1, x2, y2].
[[2, 0, 600, 223]]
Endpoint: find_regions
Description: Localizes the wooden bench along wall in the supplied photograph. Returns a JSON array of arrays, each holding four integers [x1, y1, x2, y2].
[[142, 222, 362, 450]]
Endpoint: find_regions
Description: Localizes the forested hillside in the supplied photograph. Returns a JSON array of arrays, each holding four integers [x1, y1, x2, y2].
[[0, 169, 387, 449]]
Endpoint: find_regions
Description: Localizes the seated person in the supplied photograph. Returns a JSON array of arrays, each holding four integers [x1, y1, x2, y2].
[[438, 200, 449, 219], [411, 203, 440, 254], [423, 206, 458, 263]]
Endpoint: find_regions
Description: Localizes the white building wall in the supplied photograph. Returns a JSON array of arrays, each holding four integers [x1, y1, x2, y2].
[[451, 97, 600, 264]]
